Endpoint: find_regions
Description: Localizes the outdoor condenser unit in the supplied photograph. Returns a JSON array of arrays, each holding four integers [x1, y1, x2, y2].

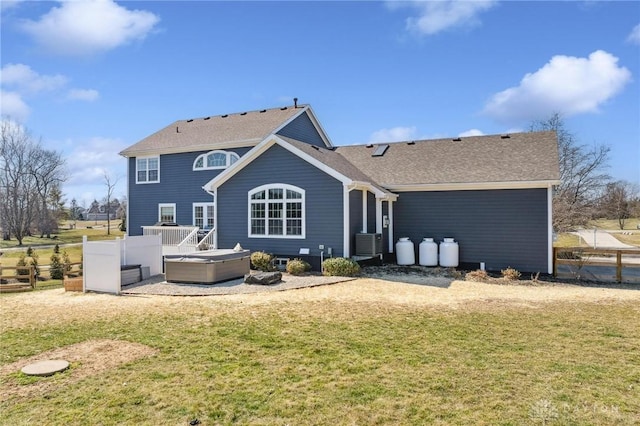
[[355, 233, 383, 256]]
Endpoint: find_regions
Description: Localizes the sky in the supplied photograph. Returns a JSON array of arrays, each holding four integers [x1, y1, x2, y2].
[[1, 0, 639, 207]]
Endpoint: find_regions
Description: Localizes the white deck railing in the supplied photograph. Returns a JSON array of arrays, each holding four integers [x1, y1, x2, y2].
[[177, 227, 199, 253], [142, 226, 198, 246], [199, 228, 217, 250]]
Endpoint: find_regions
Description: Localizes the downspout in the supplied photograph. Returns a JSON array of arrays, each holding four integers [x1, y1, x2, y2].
[[375, 198, 382, 234], [362, 191, 367, 233], [388, 200, 394, 253], [203, 186, 218, 249], [343, 184, 350, 258], [547, 185, 553, 274]]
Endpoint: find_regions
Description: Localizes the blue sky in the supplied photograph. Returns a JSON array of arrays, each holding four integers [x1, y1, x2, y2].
[[1, 0, 639, 207]]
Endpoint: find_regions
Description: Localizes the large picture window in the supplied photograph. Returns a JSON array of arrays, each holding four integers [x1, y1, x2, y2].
[[249, 184, 305, 238], [136, 156, 159, 183], [193, 150, 239, 171]]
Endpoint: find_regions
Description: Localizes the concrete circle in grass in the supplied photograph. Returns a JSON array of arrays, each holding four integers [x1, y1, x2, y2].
[[21, 360, 70, 377]]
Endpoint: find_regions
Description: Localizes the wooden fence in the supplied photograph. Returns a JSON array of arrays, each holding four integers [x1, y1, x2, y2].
[[0, 265, 36, 291], [553, 247, 640, 282]]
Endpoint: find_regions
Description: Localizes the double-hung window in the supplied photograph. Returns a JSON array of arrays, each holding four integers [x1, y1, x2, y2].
[[158, 203, 176, 223], [136, 156, 159, 183], [249, 184, 304, 238]]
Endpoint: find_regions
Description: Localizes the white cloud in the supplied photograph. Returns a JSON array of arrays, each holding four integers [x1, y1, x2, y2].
[[627, 23, 640, 45], [389, 0, 498, 35], [20, 0, 160, 56], [458, 128, 484, 137], [0, 90, 30, 121], [483, 50, 632, 124], [0, 63, 67, 94], [67, 88, 100, 102], [369, 126, 418, 143]]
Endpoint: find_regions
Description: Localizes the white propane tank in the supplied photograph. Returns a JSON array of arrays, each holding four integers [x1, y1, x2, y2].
[[395, 237, 415, 265], [419, 238, 438, 266], [439, 238, 459, 267]]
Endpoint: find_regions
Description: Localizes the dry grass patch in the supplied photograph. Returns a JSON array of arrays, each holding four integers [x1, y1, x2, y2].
[[1, 280, 640, 424]]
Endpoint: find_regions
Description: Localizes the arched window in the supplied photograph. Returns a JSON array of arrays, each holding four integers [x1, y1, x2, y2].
[[193, 150, 239, 170], [248, 184, 305, 238]]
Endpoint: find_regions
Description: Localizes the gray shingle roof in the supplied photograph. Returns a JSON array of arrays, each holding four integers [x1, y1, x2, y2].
[[120, 105, 307, 157], [334, 131, 560, 187]]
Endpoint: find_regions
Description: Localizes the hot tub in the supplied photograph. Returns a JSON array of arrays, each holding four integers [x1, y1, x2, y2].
[[164, 249, 250, 284]]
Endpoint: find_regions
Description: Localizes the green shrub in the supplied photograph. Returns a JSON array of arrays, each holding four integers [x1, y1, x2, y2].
[[16, 253, 30, 282], [322, 257, 360, 277], [250, 251, 275, 272], [286, 258, 311, 275], [501, 267, 521, 281], [50, 253, 64, 280]]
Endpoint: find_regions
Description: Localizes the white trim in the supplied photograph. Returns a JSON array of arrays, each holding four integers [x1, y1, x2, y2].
[[158, 203, 176, 223], [385, 180, 560, 192], [343, 184, 350, 258], [192, 150, 240, 171], [388, 201, 394, 253], [213, 189, 218, 248], [193, 202, 215, 229], [135, 156, 160, 184], [247, 183, 306, 239], [375, 198, 382, 234], [361, 191, 367, 234], [548, 186, 553, 274]]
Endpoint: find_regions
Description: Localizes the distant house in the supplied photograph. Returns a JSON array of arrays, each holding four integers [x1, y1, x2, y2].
[[85, 199, 122, 221], [120, 103, 560, 273]]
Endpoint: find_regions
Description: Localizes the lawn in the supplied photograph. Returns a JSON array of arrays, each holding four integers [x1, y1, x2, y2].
[[1, 287, 638, 425], [0, 220, 124, 250]]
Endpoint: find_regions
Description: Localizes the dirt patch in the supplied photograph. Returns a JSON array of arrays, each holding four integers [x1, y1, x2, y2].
[[0, 339, 158, 402]]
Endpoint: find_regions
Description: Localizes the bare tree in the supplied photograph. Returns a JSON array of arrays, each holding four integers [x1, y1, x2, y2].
[[0, 119, 39, 245], [103, 171, 121, 235], [30, 147, 66, 238], [0, 118, 67, 244], [598, 180, 639, 230], [529, 113, 610, 232]]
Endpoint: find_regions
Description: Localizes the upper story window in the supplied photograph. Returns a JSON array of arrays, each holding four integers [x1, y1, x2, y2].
[[136, 156, 159, 184], [193, 150, 240, 171], [248, 184, 305, 239]]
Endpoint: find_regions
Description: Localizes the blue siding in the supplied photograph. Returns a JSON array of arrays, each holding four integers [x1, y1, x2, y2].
[[276, 111, 327, 147], [349, 190, 363, 255], [127, 147, 251, 235], [393, 189, 549, 273], [217, 144, 344, 266]]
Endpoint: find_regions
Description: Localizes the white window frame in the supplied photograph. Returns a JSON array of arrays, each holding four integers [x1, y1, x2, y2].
[[248, 184, 305, 239], [192, 150, 240, 171], [136, 156, 160, 184], [158, 203, 176, 223], [193, 202, 215, 229]]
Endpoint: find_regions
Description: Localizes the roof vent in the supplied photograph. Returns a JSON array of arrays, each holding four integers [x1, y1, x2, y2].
[[294, 97, 298, 108], [259, 109, 266, 113], [280, 106, 288, 110], [203, 117, 210, 120], [311, 145, 320, 151], [407, 141, 415, 145], [187, 119, 193, 122], [501, 134, 511, 139], [240, 112, 247, 116], [372, 144, 389, 157], [452, 137, 462, 142], [221, 114, 228, 118], [365, 144, 373, 148]]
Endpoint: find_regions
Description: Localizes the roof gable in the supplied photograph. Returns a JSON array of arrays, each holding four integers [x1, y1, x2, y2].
[[119, 104, 309, 157]]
